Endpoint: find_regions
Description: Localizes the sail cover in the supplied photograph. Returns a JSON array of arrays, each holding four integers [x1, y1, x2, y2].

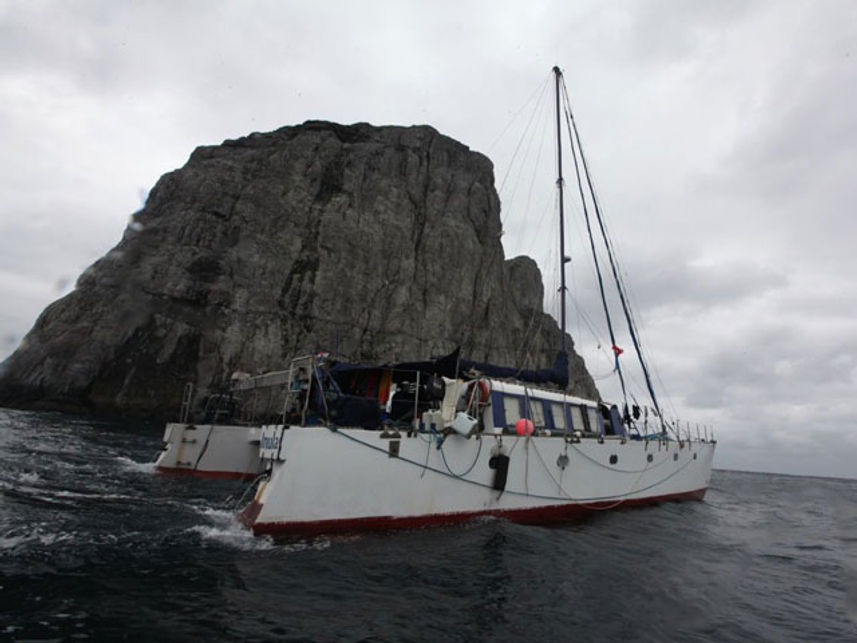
[[457, 350, 569, 389], [329, 347, 570, 389]]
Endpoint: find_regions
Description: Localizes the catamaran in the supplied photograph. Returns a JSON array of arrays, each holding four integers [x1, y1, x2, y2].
[[155, 66, 716, 536]]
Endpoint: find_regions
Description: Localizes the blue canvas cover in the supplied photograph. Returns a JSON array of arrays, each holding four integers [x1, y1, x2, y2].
[[458, 351, 569, 389], [608, 404, 626, 436]]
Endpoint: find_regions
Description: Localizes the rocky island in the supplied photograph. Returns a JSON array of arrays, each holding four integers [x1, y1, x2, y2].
[[0, 121, 599, 419]]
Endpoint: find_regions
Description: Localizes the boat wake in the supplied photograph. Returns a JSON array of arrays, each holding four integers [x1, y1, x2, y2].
[[115, 455, 157, 474], [189, 507, 276, 551], [189, 507, 342, 553]]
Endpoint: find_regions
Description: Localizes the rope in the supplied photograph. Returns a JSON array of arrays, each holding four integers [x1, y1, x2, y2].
[[529, 436, 695, 508], [439, 435, 483, 478], [458, 72, 556, 372], [226, 469, 270, 510], [567, 439, 674, 474], [487, 73, 551, 157], [192, 426, 213, 471], [562, 87, 628, 408]]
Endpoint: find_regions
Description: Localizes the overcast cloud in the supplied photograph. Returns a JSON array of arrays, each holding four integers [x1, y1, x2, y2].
[[1, 0, 855, 478]]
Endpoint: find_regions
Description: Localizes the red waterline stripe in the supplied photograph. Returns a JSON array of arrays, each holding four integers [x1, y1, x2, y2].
[[156, 466, 259, 481], [247, 487, 708, 537]]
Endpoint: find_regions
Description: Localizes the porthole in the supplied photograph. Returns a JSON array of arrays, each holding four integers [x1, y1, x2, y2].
[[673, 453, 679, 461], [647, 453, 653, 463], [693, 453, 698, 460], [609, 454, 618, 465]]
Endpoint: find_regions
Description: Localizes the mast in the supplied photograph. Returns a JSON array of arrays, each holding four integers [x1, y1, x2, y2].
[[554, 65, 568, 354]]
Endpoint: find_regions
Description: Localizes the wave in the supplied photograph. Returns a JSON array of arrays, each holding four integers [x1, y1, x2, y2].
[[18, 471, 41, 485], [115, 456, 158, 474], [188, 507, 336, 553], [0, 528, 77, 551], [188, 507, 275, 551]]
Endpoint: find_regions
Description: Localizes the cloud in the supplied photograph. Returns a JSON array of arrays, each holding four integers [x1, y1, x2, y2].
[[619, 251, 789, 314], [625, 0, 755, 64], [722, 18, 857, 196]]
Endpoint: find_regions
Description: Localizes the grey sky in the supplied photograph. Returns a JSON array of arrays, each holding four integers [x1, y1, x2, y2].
[[1, 0, 855, 478]]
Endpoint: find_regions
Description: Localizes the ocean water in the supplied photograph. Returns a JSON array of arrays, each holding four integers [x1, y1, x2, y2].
[[0, 408, 854, 642]]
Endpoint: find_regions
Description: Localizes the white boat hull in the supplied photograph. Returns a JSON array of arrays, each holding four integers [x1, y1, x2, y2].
[[241, 425, 715, 536], [155, 423, 264, 479]]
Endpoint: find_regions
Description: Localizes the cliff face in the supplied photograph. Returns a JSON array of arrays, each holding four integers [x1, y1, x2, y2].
[[0, 121, 599, 418]]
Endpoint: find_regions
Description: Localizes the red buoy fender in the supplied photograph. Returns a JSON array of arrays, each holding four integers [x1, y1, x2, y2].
[[515, 418, 535, 436]]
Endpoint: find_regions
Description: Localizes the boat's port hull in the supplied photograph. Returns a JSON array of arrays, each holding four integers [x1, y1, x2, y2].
[[154, 423, 264, 479], [244, 425, 716, 537]]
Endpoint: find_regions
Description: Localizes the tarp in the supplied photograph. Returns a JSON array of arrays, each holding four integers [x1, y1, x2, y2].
[[328, 346, 570, 389], [458, 350, 569, 389]]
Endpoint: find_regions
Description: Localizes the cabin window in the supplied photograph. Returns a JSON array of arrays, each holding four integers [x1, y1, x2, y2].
[[570, 406, 585, 432], [550, 403, 566, 431], [587, 407, 602, 435], [527, 398, 546, 428], [503, 395, 522, 426], [490, 391, 506, 430]]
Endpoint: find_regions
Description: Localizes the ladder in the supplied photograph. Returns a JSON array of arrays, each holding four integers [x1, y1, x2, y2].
[[280, 354, 317, 426], [179, 382, 194, 423]]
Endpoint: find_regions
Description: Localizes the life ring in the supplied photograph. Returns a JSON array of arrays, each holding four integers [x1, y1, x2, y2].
[[466, 379, 491, 410]]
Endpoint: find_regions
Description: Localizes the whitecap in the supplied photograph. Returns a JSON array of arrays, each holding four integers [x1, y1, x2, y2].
[[0, 528, 77, 551], [188, 523, 275, 551], [33, 530, 77, 546], [115, 456, 157, 474], [277, 538, 333, 553], [188, 508, 274, 551], [18, 471, 40, 485], [188, 507, 339, 552], [0, 534, 27, 550], [49, 488, 139, 502]]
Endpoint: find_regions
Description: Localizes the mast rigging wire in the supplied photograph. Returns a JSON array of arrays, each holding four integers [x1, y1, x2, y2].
[[558, 72, 671, 434], [557, 72, 629, 407]]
